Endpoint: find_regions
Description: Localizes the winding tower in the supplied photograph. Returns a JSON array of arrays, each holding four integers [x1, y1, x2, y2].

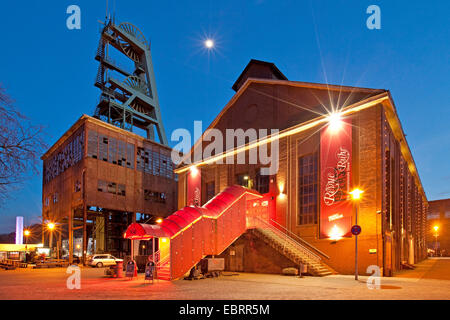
[[94, 19, 168, 145]]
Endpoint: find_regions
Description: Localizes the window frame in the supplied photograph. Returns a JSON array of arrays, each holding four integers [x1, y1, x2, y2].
[[297, 152, 319, 226]]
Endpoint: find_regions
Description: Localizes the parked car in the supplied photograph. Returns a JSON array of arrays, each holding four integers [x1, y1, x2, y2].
[[88, 254, 123, 268], [62, 255, 81, 264]]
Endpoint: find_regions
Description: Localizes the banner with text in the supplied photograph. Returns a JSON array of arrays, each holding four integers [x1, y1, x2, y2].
[[187, 168, 201, 206], [320, 120, 353, 239]]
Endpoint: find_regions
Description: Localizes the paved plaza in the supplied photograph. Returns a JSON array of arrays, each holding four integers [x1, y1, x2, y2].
[[0, 258, 449, 300]]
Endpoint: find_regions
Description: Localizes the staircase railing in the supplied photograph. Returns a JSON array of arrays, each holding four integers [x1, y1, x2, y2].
[[254, 217, 322, 262], [269, 219, 330, 260], [155, 252, 170, 268]]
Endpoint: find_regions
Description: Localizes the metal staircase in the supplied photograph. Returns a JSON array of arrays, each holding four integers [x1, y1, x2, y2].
[[251, 218, 334, 276], [156, 255, 171, 281]]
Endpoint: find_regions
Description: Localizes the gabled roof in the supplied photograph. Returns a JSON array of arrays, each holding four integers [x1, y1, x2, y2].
[[176, 75, 386, 169]]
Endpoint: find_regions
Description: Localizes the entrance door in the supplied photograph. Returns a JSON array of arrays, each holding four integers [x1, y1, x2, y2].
[[228, 244, 244, 272]]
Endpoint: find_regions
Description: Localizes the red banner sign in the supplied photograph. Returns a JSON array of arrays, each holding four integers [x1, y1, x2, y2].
[[320, 119, 352, 239], [187, 167, 201, 206]]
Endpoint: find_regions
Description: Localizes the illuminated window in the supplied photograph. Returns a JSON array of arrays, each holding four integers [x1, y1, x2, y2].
[[236, 174, 253, 189], [298, 153, 318, 225]]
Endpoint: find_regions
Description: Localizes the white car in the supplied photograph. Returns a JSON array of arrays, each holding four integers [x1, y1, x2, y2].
[[88, 254, 123, 268]]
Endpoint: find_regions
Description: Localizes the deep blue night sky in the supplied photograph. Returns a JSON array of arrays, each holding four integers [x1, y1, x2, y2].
[[0, 0, 448, 233]]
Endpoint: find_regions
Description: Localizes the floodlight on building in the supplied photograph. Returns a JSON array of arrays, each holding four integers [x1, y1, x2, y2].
[[278, 182, 286, 199], [329, 225, 343, 241], [433, 225, 439, 232], [47, 222, 55, 230], [327, 112, 343, 133], [190, 166, 199, 177]]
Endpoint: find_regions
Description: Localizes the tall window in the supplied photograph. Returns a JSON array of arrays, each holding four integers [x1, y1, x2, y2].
[[206, 181, 216, 202], [256, 172, 270, 194], [298, 153, 318, 225]]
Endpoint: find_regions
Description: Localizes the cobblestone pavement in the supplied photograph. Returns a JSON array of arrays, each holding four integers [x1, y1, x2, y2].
[[0, 258, 449, 300]]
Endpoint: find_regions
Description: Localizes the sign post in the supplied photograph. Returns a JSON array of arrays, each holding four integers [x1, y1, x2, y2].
[[350, 188, 363, 281], [352, 222, 361, 280]]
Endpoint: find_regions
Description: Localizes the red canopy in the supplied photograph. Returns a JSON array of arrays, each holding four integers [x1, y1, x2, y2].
[[124, 223, 172, 240]]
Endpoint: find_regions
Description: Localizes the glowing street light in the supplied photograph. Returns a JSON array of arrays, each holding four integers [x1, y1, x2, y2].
[[47, 222, 56, 259], [156, 218, 163, 224], [24, 229, 30, 248], [204, 39, 214, 49], [433, 225, 440, 257], [350, 188, 364, 200], [350, 188, 364, 280]]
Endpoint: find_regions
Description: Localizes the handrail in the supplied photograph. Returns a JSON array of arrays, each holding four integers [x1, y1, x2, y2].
[[269, 219, 330, 260], [254, 217, 322, 262], [156, 252, 170, 268]]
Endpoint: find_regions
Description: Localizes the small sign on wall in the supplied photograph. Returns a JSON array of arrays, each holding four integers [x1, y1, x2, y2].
[[369, 249, 377, 254]]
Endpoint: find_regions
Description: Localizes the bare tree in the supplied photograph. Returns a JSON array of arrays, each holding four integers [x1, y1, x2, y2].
[[0, 84, 46, 205]]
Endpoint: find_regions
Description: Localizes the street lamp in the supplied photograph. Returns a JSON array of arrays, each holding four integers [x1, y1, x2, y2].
[[433, 225, 439, 257], [350, 188, 364, 281], [24, 230, 30, 254], [47, 222, 56, 258]]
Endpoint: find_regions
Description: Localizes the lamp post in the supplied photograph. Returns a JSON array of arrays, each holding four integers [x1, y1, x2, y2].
[[433, 225, 439, 257], [350, 188, 364, 281], [24, 230, 30, 255], [47, 222, 55, 258]]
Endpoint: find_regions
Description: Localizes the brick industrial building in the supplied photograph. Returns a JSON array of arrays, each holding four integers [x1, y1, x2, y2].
[[427, 199, 450, 256], [175, 60, 428, 276], [41, 115, 177, 260]]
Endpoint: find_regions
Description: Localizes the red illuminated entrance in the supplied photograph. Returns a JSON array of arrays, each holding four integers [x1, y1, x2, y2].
[[124, 185, 269, 280]]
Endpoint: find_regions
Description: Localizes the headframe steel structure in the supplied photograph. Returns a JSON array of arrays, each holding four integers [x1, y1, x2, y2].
[[94, 19, 168, 145]]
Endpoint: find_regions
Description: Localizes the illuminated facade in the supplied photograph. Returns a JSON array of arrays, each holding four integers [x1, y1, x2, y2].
[[175, 60, 428, 276], [427, 199, 450, 256]]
